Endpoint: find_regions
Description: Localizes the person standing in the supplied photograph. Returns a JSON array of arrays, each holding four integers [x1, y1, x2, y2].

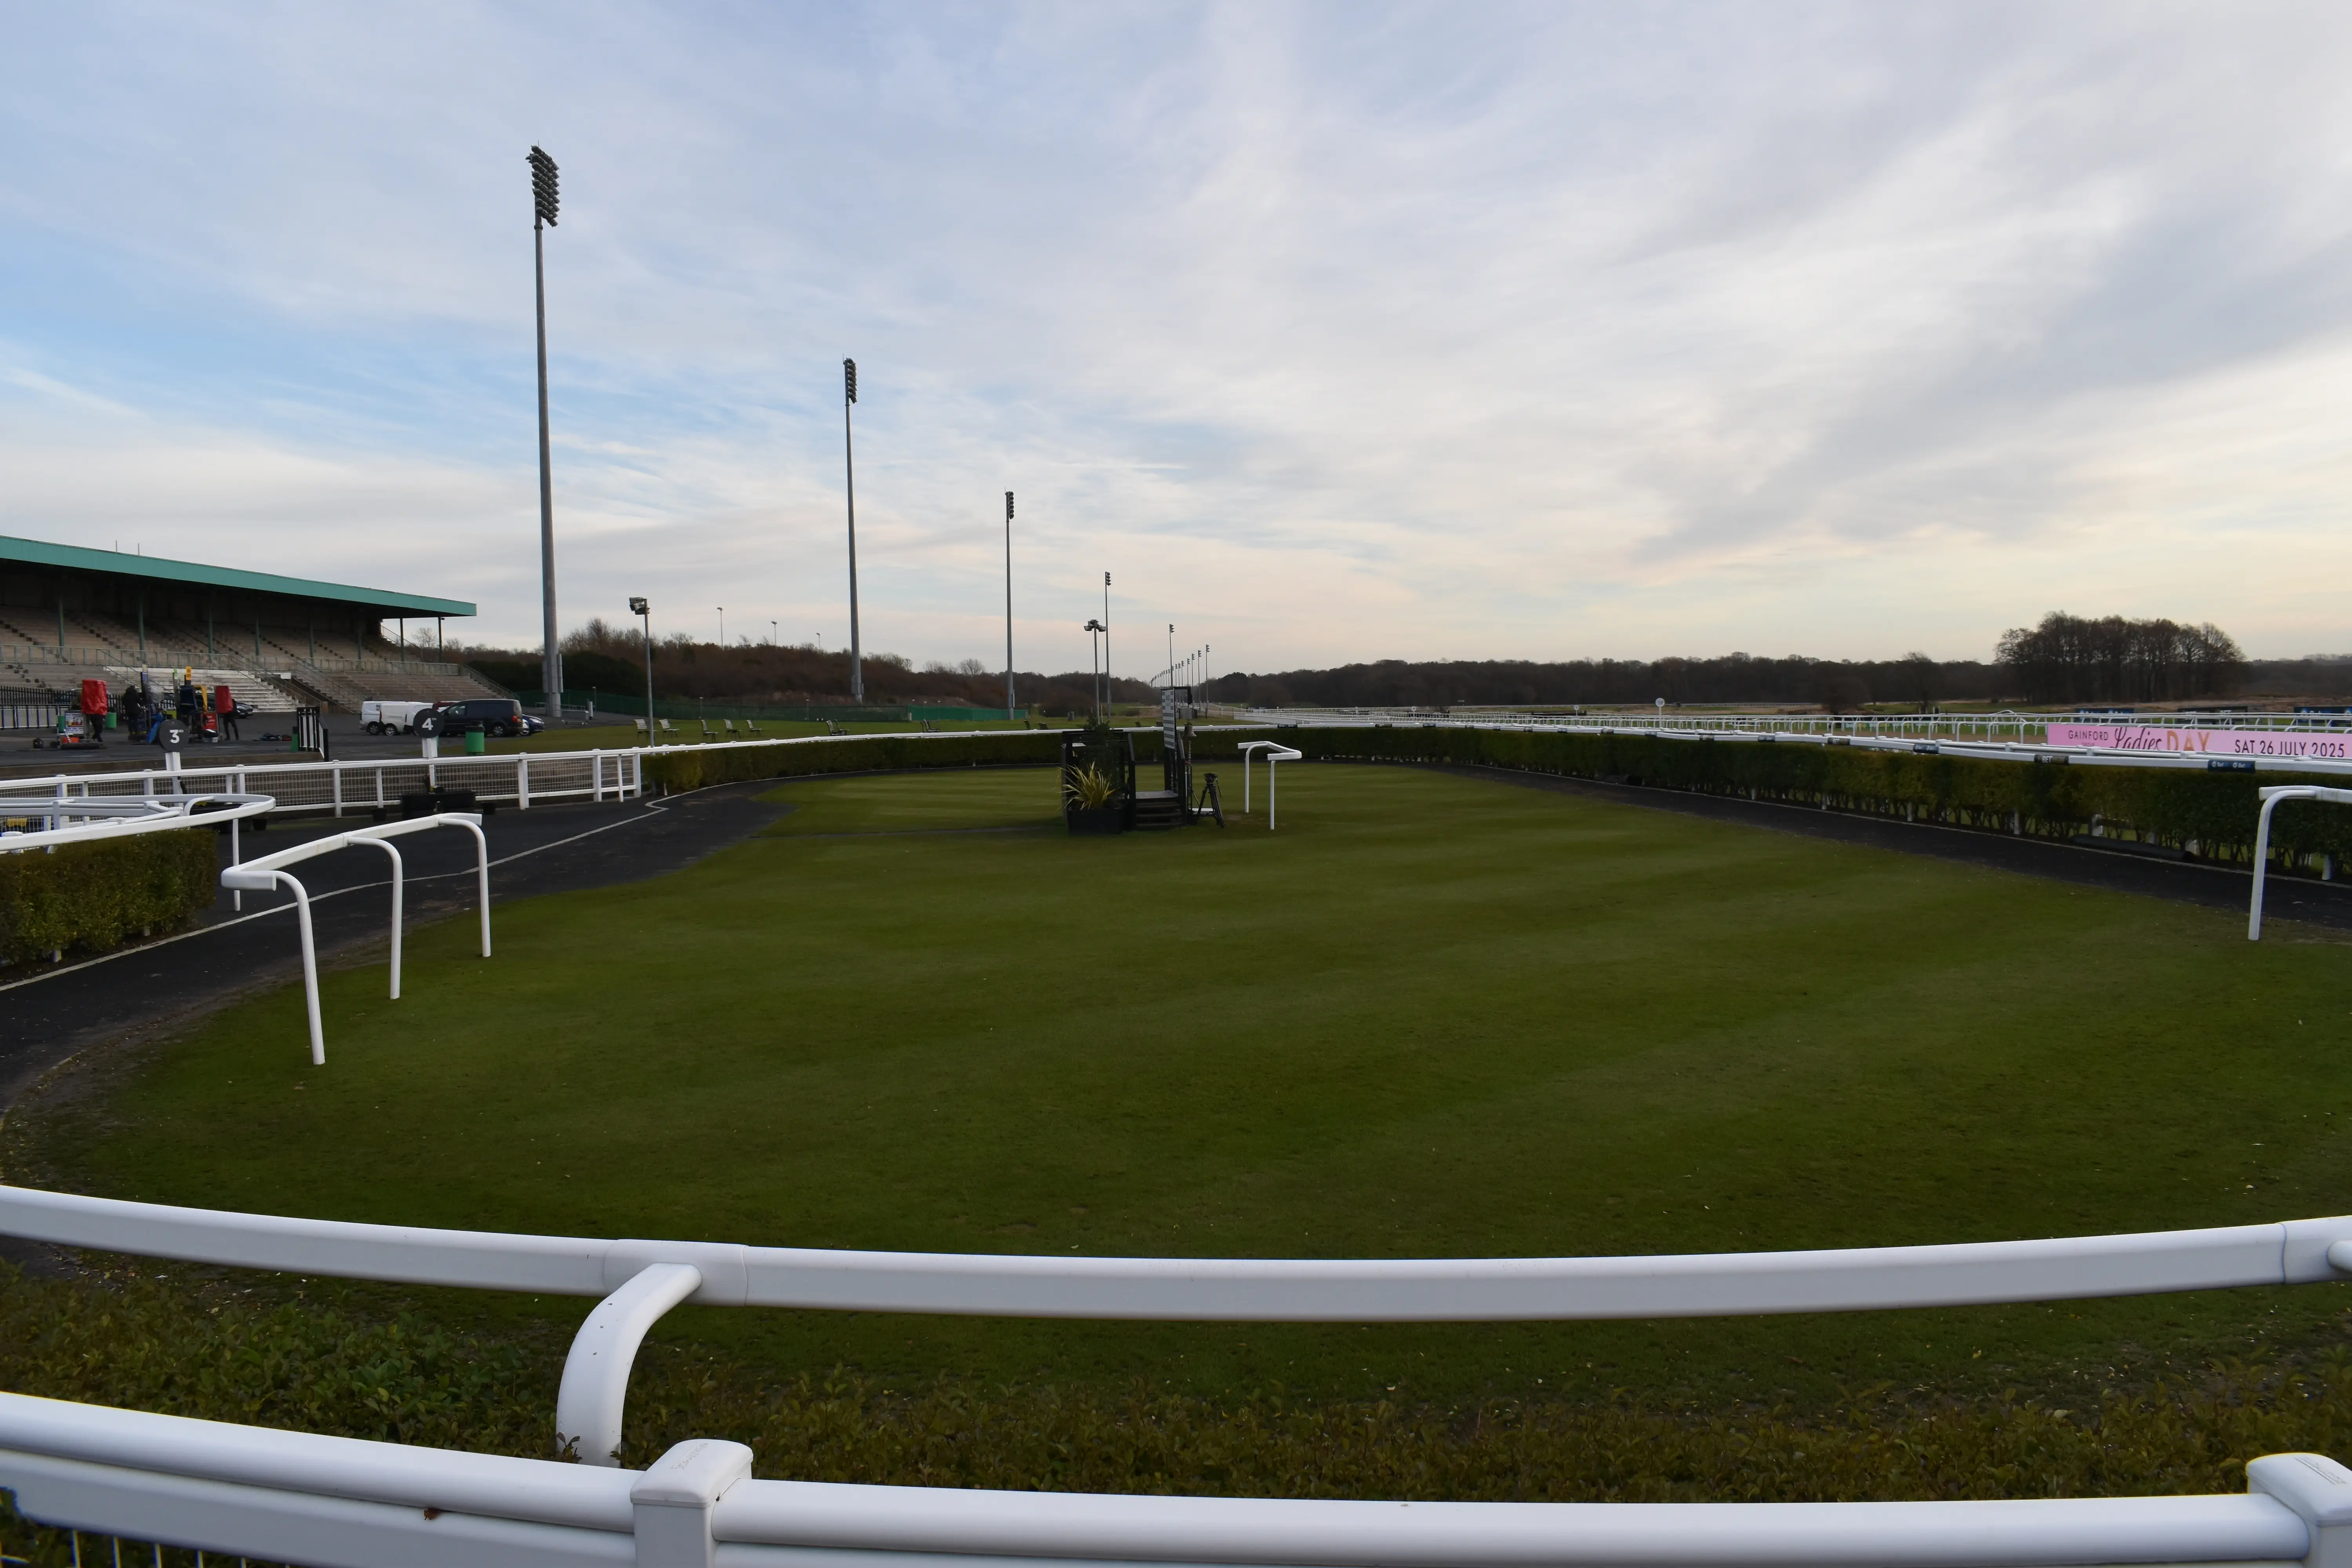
[[214, 680, 240, 741]]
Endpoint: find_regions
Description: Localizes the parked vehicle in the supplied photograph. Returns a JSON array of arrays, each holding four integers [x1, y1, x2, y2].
[[425, 697, 537, 739], [361, 700, 435, 735]]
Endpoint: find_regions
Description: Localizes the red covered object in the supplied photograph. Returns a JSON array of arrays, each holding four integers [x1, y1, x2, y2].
[[78, 679, 108, 717]]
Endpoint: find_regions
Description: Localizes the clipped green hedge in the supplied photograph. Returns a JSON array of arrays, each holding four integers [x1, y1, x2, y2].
[[0, 828, 219, 967], [642, 730, 1063, 792], [1193, 727, 2352, 867]]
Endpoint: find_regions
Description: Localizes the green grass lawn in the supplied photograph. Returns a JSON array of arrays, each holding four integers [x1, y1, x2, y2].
[[13, 765, 2352, 1415]]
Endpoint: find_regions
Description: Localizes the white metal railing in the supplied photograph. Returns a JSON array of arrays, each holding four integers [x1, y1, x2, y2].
[[0, 789, 273, 851], [1233, 708, 2352, 779], [2, 1392, 2344, 1568], [219, 813, 492, 1063], [3, 1182, 2349, 1467], [4, 1182, 2352, 1564], [0, 728, 1064, 820], [2248, 784, 2352, 940]]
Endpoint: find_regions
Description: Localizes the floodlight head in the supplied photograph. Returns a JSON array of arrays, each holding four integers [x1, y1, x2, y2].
[[1085, 619, 1103, 632], [843, 358, 857, 404], [1005, 490, 1014, 519], [629, 596, 649, 615], [527, 146, 560, 227]]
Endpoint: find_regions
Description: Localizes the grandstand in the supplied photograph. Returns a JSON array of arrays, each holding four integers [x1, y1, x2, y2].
[[0, 535, 503, 722]]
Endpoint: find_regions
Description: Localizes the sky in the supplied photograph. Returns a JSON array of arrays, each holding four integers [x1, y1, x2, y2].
[[4, 3, 2350, 677]]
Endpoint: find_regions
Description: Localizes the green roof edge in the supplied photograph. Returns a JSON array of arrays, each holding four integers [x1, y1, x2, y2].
[[0, 535, 475, 618]]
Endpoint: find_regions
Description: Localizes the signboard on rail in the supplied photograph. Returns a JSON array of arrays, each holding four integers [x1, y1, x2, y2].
[[2044, 725, 2352, 761]]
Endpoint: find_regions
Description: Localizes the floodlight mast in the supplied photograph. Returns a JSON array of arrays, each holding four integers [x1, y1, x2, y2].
[[629, 597, 653, 737], [528, 145, 563, 726], [843, 358, 863, 702], [1003, 491, 1016, 718], [1103, 572, 1112, 717]]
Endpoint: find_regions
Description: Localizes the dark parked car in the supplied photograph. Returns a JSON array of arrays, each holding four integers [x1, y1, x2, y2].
[[426, 698, 538, 739]]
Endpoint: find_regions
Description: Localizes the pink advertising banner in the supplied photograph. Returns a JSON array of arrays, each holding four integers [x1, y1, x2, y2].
[[2042, 725, 2352, 760]]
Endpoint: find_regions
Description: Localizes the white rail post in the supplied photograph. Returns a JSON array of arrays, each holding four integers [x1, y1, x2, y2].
[[2251, 790, 2293, 941], [557, 1262, 703, 1466], [350, 838, 405, 999], [633, 1437, 753, 1568], [2247, 1452, 2352, 1566], [518, 753, 531, 808], [229, 767, 245, 911], [331, 762, 343, 819]]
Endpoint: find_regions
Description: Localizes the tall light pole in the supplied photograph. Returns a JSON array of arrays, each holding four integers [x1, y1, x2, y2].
[[842, 358, 863, 702], [1084, 619, 1104, 720], [629, 596, 654, 737], [717, 606, 725, 647], [527, 145, 563, 725], [1167, 623, 1176, 691], [1102, 572, 1112, 717], [770, 619, 777, 647], [1002, 491, 1016, 718]]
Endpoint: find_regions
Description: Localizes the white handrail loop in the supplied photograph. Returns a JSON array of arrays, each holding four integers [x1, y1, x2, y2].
[[221, 811, 491, 1062], [2249, 785, 2352, 940]]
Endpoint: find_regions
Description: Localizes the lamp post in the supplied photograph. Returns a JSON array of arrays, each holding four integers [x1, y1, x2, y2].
[[527, 145, 563, 726], [1084, 619, 1104, 720], [1167, 624, 1176, 691], [629, 597, 654, 738], [770, 620, 777, 647], [1102, 572, 1112, 718], [1002, 491, 1015, 718], [717, 606, 725, 647], [843, 358, 863, 702]]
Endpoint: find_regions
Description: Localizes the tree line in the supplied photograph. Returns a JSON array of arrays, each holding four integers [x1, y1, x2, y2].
[[446, 610, 2347, 713]]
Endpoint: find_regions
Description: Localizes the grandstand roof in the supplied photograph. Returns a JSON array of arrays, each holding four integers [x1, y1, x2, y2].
[[0, 535, 474, 617]]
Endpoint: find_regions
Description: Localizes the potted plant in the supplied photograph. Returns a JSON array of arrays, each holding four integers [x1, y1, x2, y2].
[[1063, 759, 1125, 835]]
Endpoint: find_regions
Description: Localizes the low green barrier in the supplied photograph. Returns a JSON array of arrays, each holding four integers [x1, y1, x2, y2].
[[1191, 726, 2352, 867], [643, 730, 1063, 792], [0, 829, 219, 967]]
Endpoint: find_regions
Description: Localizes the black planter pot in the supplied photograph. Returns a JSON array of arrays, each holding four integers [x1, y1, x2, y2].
[[1066, 806, 1125, 836]]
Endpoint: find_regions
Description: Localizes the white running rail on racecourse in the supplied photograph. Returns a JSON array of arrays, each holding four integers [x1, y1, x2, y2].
[[219, 812, 491, 1065], [3, 1392, 2348, 1568], [0, 789, 273, 851], [4, 1181, 2352, 1475], [5, 1186, 2352, 1564], [0, 728, 1065, 820], [2249, 784, 2352, 940], [1228, 704, 2352, 738], [1230, 706, 2352, 774]]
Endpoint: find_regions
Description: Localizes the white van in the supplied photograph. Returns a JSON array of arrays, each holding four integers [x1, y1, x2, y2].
[[361, 700, 435, 735]]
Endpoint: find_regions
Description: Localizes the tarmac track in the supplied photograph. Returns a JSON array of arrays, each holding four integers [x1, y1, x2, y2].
[[0, 780, 789, 1115]]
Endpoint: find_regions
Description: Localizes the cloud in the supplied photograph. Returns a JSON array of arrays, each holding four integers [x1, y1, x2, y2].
[[3, 2, 2350, 670]]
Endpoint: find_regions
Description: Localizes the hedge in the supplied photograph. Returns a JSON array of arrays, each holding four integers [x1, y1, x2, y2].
[[1190, 727, 2352, 869], [0, 828, 220, 967], [641, 730, 1064, 792]]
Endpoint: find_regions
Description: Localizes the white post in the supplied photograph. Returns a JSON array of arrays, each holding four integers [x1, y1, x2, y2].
[[352, 839, 405, 999], [331, 762, 343, 819], [229, 767, 245, 912], [519, 754, 531, 809], [1270, 757, 1278, 831], [2248, 789, 2299, 942]]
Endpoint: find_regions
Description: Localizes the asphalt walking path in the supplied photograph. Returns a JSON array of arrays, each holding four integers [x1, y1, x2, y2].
[[1406, 760, 2352, 933], [0, 781, 790, 1114]]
